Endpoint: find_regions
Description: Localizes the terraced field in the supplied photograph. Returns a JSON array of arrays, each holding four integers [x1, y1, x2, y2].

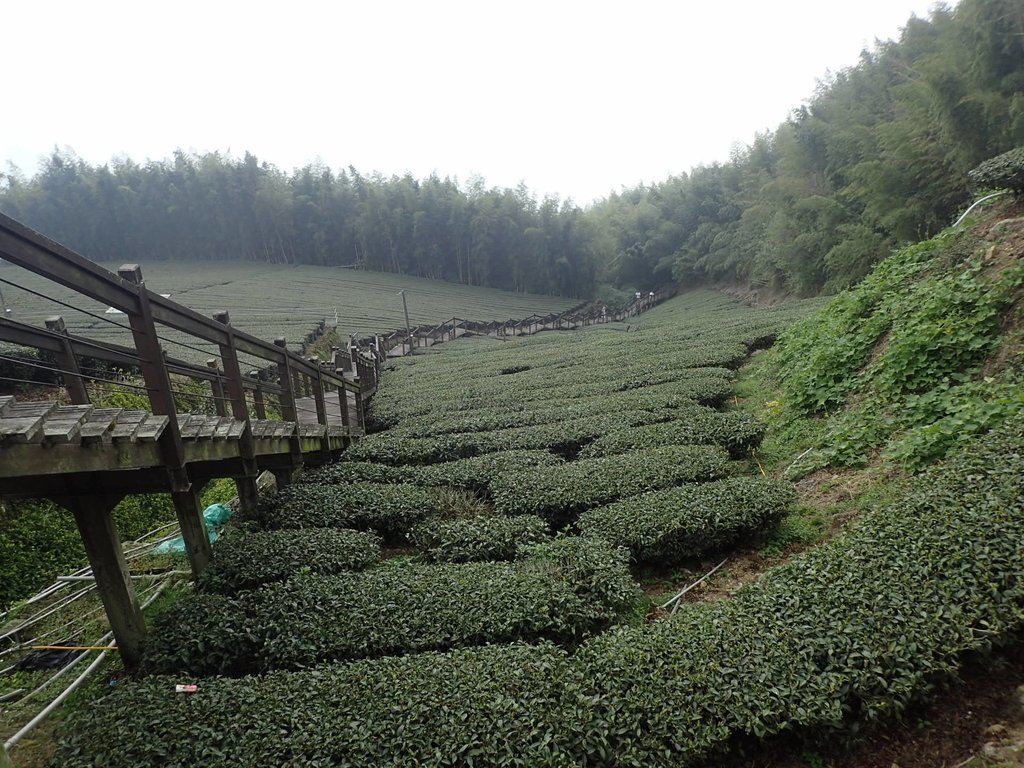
[[49, 290, 819, 765], [0, 261, 577, 364], [44, 283, 1024, 767]]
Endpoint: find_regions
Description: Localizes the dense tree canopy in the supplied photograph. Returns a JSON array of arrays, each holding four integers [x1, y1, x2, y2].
[[589, 0, 1024, 294], [0, 154, 596, 298], [2, 0, 1022, 298]]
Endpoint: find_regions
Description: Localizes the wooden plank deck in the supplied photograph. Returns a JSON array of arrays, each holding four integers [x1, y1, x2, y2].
[[294, 395, 363, 434], [0, 396, 359, 496]]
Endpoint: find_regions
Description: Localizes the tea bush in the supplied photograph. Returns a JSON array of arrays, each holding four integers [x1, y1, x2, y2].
[[411, 515, 550, 562], [967, 145, 1024, 193], [258, 483, 446, 539], [59, 645, 585, 768], [491, 445, 730, 525], [298, 460, 405, 485], [197, 528, 381, 594], [87, 413, 1024, 766], [577, 477, 795, 564], [405, 450, 565, 492], [577, 411, 766, 459], [143, 537, 640, 675], [344, 411, 674, 466]]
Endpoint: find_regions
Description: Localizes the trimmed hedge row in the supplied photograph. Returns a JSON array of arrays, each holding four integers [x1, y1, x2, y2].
[[410, 515, 550, 562], [577, 477, 796, 564], [197, 528, 382, 594], [565, 416, 1024, 762], [610, 385, 719, 413], [578, 411, 766, 459], [139, 593, 256, 677], [71, 416, 1024, 768], [491, 445, 730, 525], [369, 369, 735, 426], [339, 432, 461, 465], [142, 537, 640, 676], [408, 450, 565, 492], [389, 384, 726, 441], [298, 460, 404, 485], [58, 645, 584, 768], [401, 357, 732, 396], [968, 145, 1024, 193], [309, 450, 563, 493], [344, 411, 674, 466], [258, 483, 446, 539], [495, 374, 735, 410]]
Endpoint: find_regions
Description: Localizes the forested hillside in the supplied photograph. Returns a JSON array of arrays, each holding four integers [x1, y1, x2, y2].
[[592, 0, 1024, 294], [0, 159, 595, 298], [0, 0, 1021, 300]]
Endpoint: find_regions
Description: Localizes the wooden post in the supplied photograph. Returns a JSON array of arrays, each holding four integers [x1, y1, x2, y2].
[[335, 367, 352, 444], [206, 359, 227, 418], [275, 339, 298, 422], [213, 311, 259, 517], [352, 377, 365, 432], [248, 370, 267, 420], [44, 315, 89, 405], [274, 337, 304, 481], [65, 495, 146, 671], [270, 468, 294, 490], [170, 484, 212, 577], [310, 358, 331, 461], [118, 265, 212, 577], [331, 349, 353, 445]]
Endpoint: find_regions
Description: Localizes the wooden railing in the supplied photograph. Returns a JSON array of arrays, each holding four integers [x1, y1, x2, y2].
[[0, 210, 672, 669], [0, 212, 374, 668], [366, 289, 672, 358]]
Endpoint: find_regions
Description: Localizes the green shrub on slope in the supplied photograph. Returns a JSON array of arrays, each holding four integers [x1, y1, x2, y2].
[[491, 445, 730, 525], [769, 225, 1024, 469], [410, 515, 550, 562], [407, 450, 565, 492], [143, 537, 639, 675], [968, 146, 1024, 193], [257, 483, 445, 539], [577, 411, 766, 459], [88, 413, 1024, 767], [298, 460, 405, 485], [198, 528, 381, 594], [60, 645, 583, 768], [577, 477, 795, 564], [343, 411, 674, 466]]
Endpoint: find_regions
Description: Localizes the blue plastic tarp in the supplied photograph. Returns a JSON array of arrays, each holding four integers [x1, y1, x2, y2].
[[151, 503, 234, 555]]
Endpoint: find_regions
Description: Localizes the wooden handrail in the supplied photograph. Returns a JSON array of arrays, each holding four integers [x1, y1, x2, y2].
[[0, 212, 358, 395], [0, 316, 289, 399]]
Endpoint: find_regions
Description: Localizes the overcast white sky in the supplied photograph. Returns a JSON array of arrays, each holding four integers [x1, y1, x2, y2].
[[5, 0, 945, 205]]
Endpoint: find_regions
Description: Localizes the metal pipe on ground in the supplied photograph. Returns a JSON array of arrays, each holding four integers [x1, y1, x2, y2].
[[3, 580, 172, 752]]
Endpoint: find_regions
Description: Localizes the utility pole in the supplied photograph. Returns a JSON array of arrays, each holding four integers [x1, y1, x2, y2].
[[398, 290, 412, 354]]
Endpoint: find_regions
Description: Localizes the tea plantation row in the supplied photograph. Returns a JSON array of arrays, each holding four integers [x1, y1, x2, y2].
[[57, 292, 816, 765], [57, 384, 1024, 767], [145, 537, 640, 676]]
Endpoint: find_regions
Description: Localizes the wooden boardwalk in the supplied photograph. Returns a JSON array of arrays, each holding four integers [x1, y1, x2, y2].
[[294, 393, 362, 427], [0, 208, 669, 671], [0, 211, 377, 668], [0, 396, 351, 498]]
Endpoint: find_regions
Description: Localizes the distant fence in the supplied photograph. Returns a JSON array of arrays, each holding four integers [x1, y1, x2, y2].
[[344, 288, 675, 363]]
